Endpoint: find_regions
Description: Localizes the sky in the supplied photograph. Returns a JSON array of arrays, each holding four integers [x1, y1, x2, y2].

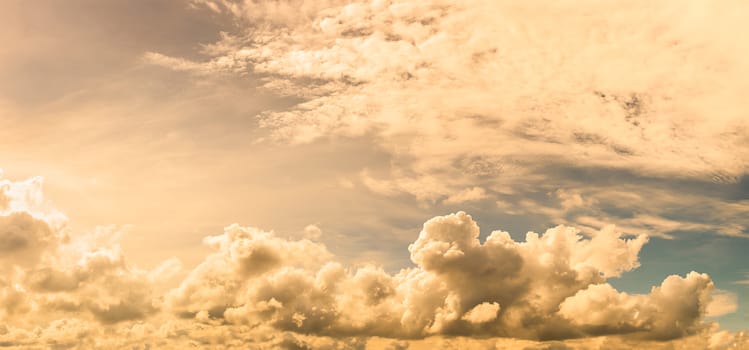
[[1, 0, 749, 349]]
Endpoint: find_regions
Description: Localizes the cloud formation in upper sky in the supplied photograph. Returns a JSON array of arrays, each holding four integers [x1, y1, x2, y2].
[[153, 0, 749, 178]]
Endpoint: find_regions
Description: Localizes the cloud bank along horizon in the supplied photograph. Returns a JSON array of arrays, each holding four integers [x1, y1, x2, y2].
[[0, 171, 746, 349]]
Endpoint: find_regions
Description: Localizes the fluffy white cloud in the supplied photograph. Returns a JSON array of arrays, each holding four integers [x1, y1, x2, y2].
[[167, 223, 332, 318], [0, 170, 745, 348], [558, 272, 714, 340], [163, 211, 716, 341]]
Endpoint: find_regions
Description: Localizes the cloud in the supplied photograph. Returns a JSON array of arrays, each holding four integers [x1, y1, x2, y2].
[[161, 211, 720, 341], [0, 212, 55, 268], [153, 0, 749, 183], [0, 170, 724, 347], [706, 289, 739, 318], [0, 173, 170, 328], [303, 224, 322, 240], [0, 174, 66, 228], [0, 170, 745, 348], [143, 1, 749, 260], [166, 223, 332, 318], [494, 184, 749, 238], [443, 187, 488, 205], [558, 272, 713, 340], [461, 302, 500, 324], [574, 186, 749, 238], [143, 52, 207, 73], [3, 0, 749, 347]]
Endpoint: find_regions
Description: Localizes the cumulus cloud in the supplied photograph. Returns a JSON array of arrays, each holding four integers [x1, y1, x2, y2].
[[167, 223, 332, 318], [0, 173, 171, 328], [0, 170, 746, 348], [162, 211, 718, 342], [558, 273, 713, 340]]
